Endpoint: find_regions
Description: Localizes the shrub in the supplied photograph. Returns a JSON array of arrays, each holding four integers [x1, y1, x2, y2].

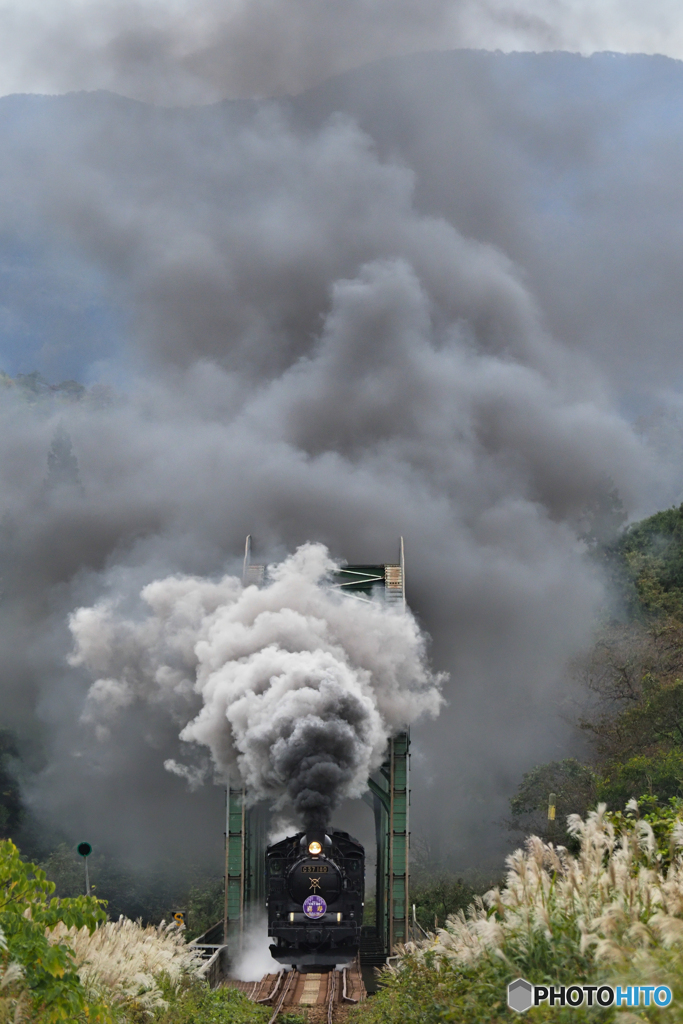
[[509, 759, 598, 847], [410, 878, 477, 933], [152, 979, 305, 1024], [357, 951, 616, 1024], [598, 752, 683, 808], [0, 838, 107, 1022]]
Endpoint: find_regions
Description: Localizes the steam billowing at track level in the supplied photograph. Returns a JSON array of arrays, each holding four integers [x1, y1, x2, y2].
[[68, 544, 444, 828]]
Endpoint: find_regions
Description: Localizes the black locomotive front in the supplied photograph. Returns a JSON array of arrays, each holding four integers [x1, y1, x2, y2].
[[266, 828, 364, 968]]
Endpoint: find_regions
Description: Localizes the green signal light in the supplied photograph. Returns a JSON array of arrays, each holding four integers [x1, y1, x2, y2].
[[77, 842, 92, 857]]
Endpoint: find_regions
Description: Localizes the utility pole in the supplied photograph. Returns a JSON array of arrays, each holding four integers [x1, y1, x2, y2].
[[77, 842, 92, 895]]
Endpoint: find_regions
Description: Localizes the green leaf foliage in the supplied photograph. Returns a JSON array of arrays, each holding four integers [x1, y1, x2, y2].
[[182, 877, 225, 938], [606, 673, 683, 753], [604, 795, 683, 869], [508, 759, 597, 847], [598, 750, 683, 808], [0, 838, 108, 1021], [151, 976, 305, 1024], [356, 953, 615, 1024], [511, 620, 683, 826], [611, 504, 683, 621], [410, 878, 477, 932]]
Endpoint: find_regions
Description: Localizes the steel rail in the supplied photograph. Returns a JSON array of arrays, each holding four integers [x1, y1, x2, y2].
[[257, 970, 285, 1003], [267, 970, 297, 1024], [342, 966, 358, 1003], [327, 969, 337, 1024]]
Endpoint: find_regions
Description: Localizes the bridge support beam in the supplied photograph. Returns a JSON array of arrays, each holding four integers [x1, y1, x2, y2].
[[224, 787, 245, 946], [368, 731, 410, 954]]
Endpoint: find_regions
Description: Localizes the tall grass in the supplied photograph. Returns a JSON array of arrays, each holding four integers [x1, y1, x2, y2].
[[365, 802, 683, 1022], [418, 802, 683, 979], [49, 917, 203, 1018], [0, 922, 29, 1024]]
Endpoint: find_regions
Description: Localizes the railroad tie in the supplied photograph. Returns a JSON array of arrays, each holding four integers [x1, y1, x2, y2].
[[299, 972, 323, 1005]]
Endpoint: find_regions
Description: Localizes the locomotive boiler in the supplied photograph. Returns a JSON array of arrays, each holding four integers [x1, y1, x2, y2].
[[266, 828, 364, 968]]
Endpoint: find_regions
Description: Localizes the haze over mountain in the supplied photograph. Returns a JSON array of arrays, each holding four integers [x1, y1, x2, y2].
[[0, 0, 682, 103], [1, 48, 682, 871], [4, 50, 683, 408]]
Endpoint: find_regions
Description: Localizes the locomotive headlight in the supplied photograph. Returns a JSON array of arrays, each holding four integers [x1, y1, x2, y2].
[[308, 841, 322, 855]]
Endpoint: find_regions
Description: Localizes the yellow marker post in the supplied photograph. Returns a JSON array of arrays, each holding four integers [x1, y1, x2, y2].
[[548, 793, 556, 821]]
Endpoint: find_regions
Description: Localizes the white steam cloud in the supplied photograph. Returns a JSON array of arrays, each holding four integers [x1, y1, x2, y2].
[[69, 543, 443, 828], [231, 917, 282, 981]]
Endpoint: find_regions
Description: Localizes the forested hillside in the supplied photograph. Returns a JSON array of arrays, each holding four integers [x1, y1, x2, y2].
[[510, 502, 683, 844]]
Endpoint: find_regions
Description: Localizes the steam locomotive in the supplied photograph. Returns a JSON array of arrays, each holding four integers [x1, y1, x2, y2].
[[266, 828, 364, 968]]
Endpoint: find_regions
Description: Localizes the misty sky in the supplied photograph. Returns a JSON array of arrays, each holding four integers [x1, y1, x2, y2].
[[1, 1, 683, 875], [0, 0, 682, 102]]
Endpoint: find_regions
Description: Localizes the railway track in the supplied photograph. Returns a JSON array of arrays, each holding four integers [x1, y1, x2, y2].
[[228, 958, 366, 1021]]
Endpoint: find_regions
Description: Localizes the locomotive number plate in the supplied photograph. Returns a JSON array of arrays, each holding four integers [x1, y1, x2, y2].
[[302, 865, 329, 873]]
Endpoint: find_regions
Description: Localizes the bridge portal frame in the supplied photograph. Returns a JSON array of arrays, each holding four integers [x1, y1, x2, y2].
[[223, 537, 410, 957]]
